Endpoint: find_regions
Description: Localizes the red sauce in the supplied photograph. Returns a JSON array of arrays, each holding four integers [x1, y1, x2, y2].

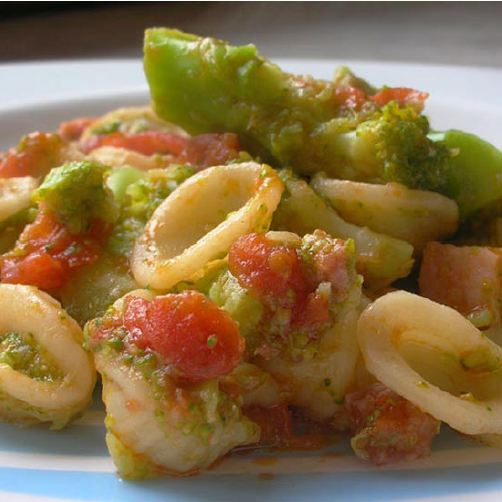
[[0, 209, 107, 291], [120, 291, 245, 383], [244, 404, 329, 451], [345, 383, 440, 465], [0, 132, 62, 178]]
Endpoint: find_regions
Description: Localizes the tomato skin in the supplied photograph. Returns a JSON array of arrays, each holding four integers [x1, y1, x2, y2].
[[58, 117, 96, 142], [228, 233, 310, 307], [370, 87, 429, 111], [333, 86, 367, 111], [0, 132, 62, 178], [178, 133, 241, 169], [123, 291, 244, 382], [81, 131, 188, 156], [0, 210, 104, 291]]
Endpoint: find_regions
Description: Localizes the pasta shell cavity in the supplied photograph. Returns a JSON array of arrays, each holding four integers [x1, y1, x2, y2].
[[131, 162, 284, 290], [358, 291, 502, 436], [0, 284, 96, 428], [0, 177, 38, 224]]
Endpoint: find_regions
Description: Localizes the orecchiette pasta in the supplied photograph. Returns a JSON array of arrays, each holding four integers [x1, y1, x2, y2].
[[0, 177, 38, 223], [358, 291, 502, 435], [311, 175, 459, 249], [0, 284, 96, 428], [81, 106, 188, 142], [131, 162, 284, 290], [90, 290, 259, 478], [89, 146, 166, 171]]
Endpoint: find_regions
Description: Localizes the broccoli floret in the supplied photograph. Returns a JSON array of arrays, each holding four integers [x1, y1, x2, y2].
[[35, 161, 118, 233], [107, 164, 194, 257], [330, 103, 451, 189]]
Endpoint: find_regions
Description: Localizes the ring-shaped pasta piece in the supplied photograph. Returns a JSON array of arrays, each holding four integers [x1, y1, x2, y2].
[[358, 290, 502, 436], [89, 146, 167, 171], [89, 290, 259, 478], [81, 106, 187, 141], [0, 284, 96, 428], [0, 177, 38, 223], [131, 162, 284, 290]]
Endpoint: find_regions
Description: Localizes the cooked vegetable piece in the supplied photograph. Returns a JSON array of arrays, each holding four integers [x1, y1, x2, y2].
[[123, 291, 244, 382], [58, 117, 96, 142], [0, 209, 107, 291], [0, 133, 64, 179], [311, 174, 458, 249], [108, 165, 194, 258], [34, 160, 118, 234], [419, 242, 502, 329], [144, 29, 444, 183], [273, 171, 413, 288], [429, 129, 502, 219], [345, 383, 440, 465]]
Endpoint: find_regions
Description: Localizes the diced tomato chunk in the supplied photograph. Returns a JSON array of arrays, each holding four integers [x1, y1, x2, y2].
[[0, 132, 62, 178], [58, 117, 96, 142], [81, 131, 188, 156], [0, 210, 105, 291], [228, 233, 310, 307], [333, 86, 367, 111], [178, 133, 241, 169], [295, 291, 330, 328], [123, 291, 244, 382], [345, 383, 439, 465], [370, 87, 429, 112], [419, 242, 501, 328]]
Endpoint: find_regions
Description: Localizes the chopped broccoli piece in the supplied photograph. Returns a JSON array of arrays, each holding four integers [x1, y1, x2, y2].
[[35, 161, 118, 233], [144, 28, 374, 176], [428, 129, 502, 219], [333, 103, 452, 188], [108, 165, 194, 257]]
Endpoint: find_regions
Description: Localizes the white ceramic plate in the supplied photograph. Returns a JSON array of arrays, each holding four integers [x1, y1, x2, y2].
[[1, 59, 502, 502]]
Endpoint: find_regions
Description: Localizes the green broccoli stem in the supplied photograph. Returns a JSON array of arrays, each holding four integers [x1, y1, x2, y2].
[[144, 28, 370, 177], [429, 130, 502, 220]]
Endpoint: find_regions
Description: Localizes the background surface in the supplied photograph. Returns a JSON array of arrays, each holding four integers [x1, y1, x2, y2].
[[1, 1, 502, 66]]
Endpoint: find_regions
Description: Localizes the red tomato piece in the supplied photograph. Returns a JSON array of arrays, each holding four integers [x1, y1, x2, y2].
[[419, 242, 501, 328], [178, 133, 241, 169], [58, 117, 96, 142], [294, 291, 330, 328], [0, 132, 62, 178], [228, 233, 310, 307], [123, 291, 244, 382], [333, 86, 367, 111], [370, 87, 429, 112], [81, 131, 188, 156], [0, 210, 104, 291], [345, 383, 439, 465]]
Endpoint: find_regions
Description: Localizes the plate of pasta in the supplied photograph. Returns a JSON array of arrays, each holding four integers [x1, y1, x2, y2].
[[1, 28, 502, 502]]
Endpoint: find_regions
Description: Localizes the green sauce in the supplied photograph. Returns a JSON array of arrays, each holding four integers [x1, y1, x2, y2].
[[0, 332, 63, 381]]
